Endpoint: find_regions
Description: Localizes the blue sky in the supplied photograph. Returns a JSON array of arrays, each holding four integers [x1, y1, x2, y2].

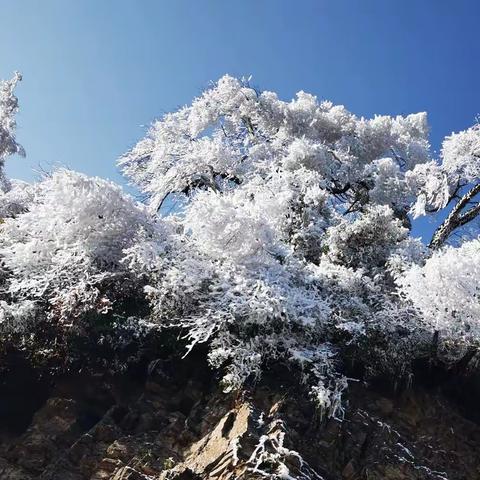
[[1, 0, 479, 240]]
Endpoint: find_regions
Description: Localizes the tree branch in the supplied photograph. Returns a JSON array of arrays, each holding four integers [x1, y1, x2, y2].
[[429, 182, 480, 249]]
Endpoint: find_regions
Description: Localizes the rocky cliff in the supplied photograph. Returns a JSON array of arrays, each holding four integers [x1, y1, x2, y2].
[[0, 348, 479, 480]]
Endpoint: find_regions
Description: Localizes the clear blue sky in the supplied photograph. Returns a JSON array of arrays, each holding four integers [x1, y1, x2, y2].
[[1, 0, 479, 240]]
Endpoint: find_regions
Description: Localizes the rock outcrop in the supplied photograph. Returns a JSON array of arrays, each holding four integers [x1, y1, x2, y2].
[[0, 352, 479, 479]]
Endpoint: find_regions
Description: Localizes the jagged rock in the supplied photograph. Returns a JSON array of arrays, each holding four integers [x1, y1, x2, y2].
[[110, 466, 151, 480], [0, 355, 479, 479]]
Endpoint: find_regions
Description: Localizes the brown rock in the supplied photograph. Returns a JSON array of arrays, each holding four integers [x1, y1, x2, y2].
[[0, 355, 478, 480]]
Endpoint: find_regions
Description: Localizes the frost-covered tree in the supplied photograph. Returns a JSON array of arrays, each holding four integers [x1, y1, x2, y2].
[[119, 75, 434, 219], [0, 169, 168, 331], [0, 72, 31, 219], [399, 239, 480, 342], [1, 73, 480, 419], [118, 75, 464, 413], [0, 72, 24, 192], [427, 125, 480, 248]]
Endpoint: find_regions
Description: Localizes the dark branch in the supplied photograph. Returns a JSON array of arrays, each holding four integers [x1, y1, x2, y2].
[[429, 182, 480, 249]]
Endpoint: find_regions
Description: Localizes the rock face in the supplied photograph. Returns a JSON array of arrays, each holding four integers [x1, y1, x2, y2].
[[0, 353, 479, 479]]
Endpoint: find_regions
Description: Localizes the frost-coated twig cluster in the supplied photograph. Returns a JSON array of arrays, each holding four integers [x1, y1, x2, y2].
[[1, 74, 480, 414], [245, 419, 324, 480]]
